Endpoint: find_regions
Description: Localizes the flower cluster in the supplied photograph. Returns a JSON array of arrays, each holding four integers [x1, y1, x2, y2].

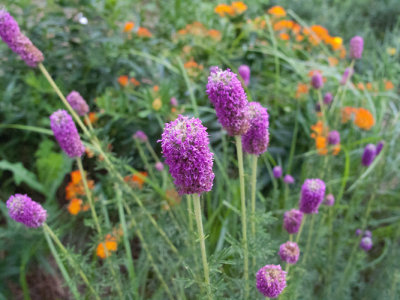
[[256, 264, 287, 298], [341, 107, 375, 130], [66, 91, 89, 116], [279, 241, 300, 264], [310, 121, 341, 155], [7, 194, 47, 228], [65, 170, 93, 215], [242, 102, 269, 155], [299, 179, 326, 214], [214, 2, 247, 17], [123, 22, 152, 37], [176, 21, 221, 41], [124, 171, 148, 189]]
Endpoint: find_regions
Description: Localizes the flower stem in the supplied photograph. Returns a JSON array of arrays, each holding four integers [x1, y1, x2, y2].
[[302, 214, 315, 264], [235, 135, 249, 298], [250, 155, 258, 268], [295, 215, 306, 244], [192, 194, 212, 300]]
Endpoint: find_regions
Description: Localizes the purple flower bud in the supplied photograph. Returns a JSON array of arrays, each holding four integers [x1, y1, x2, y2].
[[206, 67, 250, 136], [299, 179, 326, 214], [0, 9, 20, 49], [283, 209, 303, 234], [273, 166, 282, 178], [238, 64, 250, 86], [315, 102, 321, 113], [283, 174, 295, 184], [328, 130, 340, 145], [133, 130, 148, 142], [361, 144, 376, 167], [279, 241, 300, 264], [170, 97, 178, 107], [50, 110, 85, 158], [324, 194, 335, 206], [242, 102, 269, 155], [364, 230, 372, 238], [350, 36, 364, 59], [155, 162, 164, 171], [355, 229, 362, 236], [340, 68, 353, 85], [323, 92, 333, 105], [311, 72, 323, 89], [256, 264, 286, 298], [160, 115, 214, 195], [7, 194, 47, 228], [66, 91, 89, 116], [375, 141, 384, 155], [360, 236, 372, 252]]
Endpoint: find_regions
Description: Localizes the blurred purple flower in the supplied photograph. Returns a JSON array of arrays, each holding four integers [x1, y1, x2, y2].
[[299, 179, 326, 214], [256, 264, 286, 298], [242, 102, 269, 155], [7, 194, 47, 228], [238, 64, 250, 86]]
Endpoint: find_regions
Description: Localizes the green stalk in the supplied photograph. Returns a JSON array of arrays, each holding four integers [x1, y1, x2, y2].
[[192, 194, 212, 300], [295, 215, 306, 244], [302, 214, 315, 264], [250, 155, 258, 268], [235, 136, 249, 297]]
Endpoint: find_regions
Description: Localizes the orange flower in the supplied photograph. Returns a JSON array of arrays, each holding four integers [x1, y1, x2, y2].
[[327, 36, 343, 50], [65, 170, 94, 200], [70, 170, 82, 184], [153, 85, 159, 92], [295, 34, 304, 42], [96, 234, 118, 259], [295, 83, 309, 99], [311, 120, 328, 137], [231, 1, 247, 14], [315, 136, 328, 155], [268, 5, 286, 17], [137, 27, 152, 38], [86, 112, 98, 125], [131, 171, 148, 189], [207, 29, 222, 41], [118, 75, 129, 87], [67, 198, 82, 215], [328, 56, 339, 66], [130, 78, 140, 86], [332, 144, 341, 156], [385, 80, 394, 90], [357, 82, 365, 91], [123, 22, 135, 32], [354, 108, 375, 130], [366, 82, 373, 91], [341, 107, 356, 123], [214, 4, 235, 17], [279, 32, 290, 41]]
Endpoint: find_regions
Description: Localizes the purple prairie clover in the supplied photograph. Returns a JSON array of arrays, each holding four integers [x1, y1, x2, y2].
[[50, 109, 85, 158], [350, 36, 364, 59], [299, 179, 326, 214], [283, 209, 303, 234], [311, 72, 323, 89], [242, 102, 269, 155], [159, 115, 214, 195], [355, 229, 362, 236], [361, 144, 376, 166], [340, 67, 354, 85], [133, 130, 148, 142], [376, 141, 384, 155], [238, 64, 250, 86], [324, 194, 335, 206], [273, 166, 282, 178], [66, 91, 89, 116], [328, 130, 340, 145], [170, 97, 178, 107], [360, 237, 373, 252], [364, 230, 372, 238], [0, 9, 20, 50], [323, 92, 333, 105], [206, 67, 250, 136], [284, 174, 295, 184], [256, 264, 286, 298], [7, 194, 47, 228], [279, 241, 300, 264], [155, 162, 164, 171]]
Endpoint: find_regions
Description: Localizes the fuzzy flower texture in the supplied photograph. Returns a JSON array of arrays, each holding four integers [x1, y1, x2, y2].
[[66, 91, 89, 116], [50, 109, 85, 158], [0, 10, 44, 67], [206, 67, 249, 136], [242, 102, 269, 155], [279, 241, 300, 264], [283, 209, 303, 234], [160, 115, 214, 195], [7, 194, 47, 228], [256, 264, 286, 298], [299, 179, 326, 214]]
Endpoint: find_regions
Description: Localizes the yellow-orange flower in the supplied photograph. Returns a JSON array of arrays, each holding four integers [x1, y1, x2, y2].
[[207, 29, 222, 41], [137, 27, 152, 38], [328, 56, 339, 66], [341, 107, 356, 123], [118, 75, 129, 87], [279, 32, 290, 41], [215, 4, 235, 17], [86, 112, 98, 125], [123, 22, 135, 32], [384, 80, 394, 90], [387, 47, 396, 56], [153, 85, 159, 92], [152, 98, 162, 111], [268, 6, 286, 17], [231, 1, 247, 14], [295, 83, 309, 99], [354, 108, 375, 130], [130, 77, 140, 86], [96, 234, 118, 259], [68, 198, 82, 215]]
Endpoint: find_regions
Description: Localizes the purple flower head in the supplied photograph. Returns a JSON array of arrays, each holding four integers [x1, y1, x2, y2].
[[311, 72, 323, 89], [360, 237, 372, 252], [283, 209, 303, 234], [361, 144, 376, 167], [242, 102, 269, 155], [375, 141, 384, 155], [350, 36, 364, 59], [279, 241, 300, 264], [0, 9, 20, 49], [315, 102, 321, 113], [355, 229, 362, 236], [328, 130, 340, 145], [155, 162, 164, 171], [340, 67, 354, 85], [299, 179, 326, 214], [133, 130, 148, 142], [273, 166, 282, 178], [284, 174, 295, 185], [206, 67, 250, 136], [323, 92, 333, 105], [364, 230, 372, 238], [7, 194, 47, 228], [324, 194, 335, 206], [160, 115, 214, 195], [170, 97, 178, 107], [50, 110, 85, 158], [238, 64, 251, 86], [66, 91, 89, 116], [256, 264, 286, 298]]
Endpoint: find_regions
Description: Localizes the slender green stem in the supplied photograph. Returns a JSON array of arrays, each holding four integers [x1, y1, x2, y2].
[[134, 139, 155, 179], [250, 155, 258, 268], [187, 195, 194, 234], [0, 124, 53, 135], [145, 140, 161, 162], [295, 215, 306, 244], [43, 223, 100, 300], [317, 90, 326, 124], [193, 194, 212, 300], [177, 57, 198, 117], [302, 214, 315, 264], [235, 136, 249, 297]]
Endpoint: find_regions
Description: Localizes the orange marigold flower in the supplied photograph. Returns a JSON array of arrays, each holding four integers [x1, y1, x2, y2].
[[70, 170, 82, 184], [68, 198, 82, 215], [295, 34, 304, 42], [214, 4, 235, 17], [231, 1, 248, 14], [123, 22, 135, 32], [137, 27, 152, 38], [96, 234, 118, 259], [354, 108, 375, 130], [279, 32, 290, 41], [328, 36, 343, 50], [118, 75, 129, 87], [311, 120, 328, 136], [268, 5, 286, 17], [385, 80, 394, 90], [207, 29, 222, 41], [130, 78, 140, 86], [315, 136, 328, 155], [132, 171, 148, 189]]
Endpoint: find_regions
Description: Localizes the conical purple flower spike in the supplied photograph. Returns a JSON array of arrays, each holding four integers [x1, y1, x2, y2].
[[155, 162, 164, 171], [299, 179, 326, 214], [283, 209, 303, 234], [7, 194, 47, 228], [50, 109, 85, 158], [360, 237, 372, 252], [328, 130, 340, 145], [340, 68, 353, 85], [284, 174, 295, 184], [242, 102, 269, 155], [375, 141, 384, 155], [66, 91, 89, 116], [279, 241, 300, 264], [311, 72, 323, 89], [133, 130, 148, 142], [238, 64, 251, 86], [324, 194, 335, 206], [160, 115, 214, 195], [323, 92, 333, 105], [206, 67, 250, 136], [273, 166, 282, 178], [361, 144, 376, 166], [256, 264, 286, 298], [350, 36, 364, 59]]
